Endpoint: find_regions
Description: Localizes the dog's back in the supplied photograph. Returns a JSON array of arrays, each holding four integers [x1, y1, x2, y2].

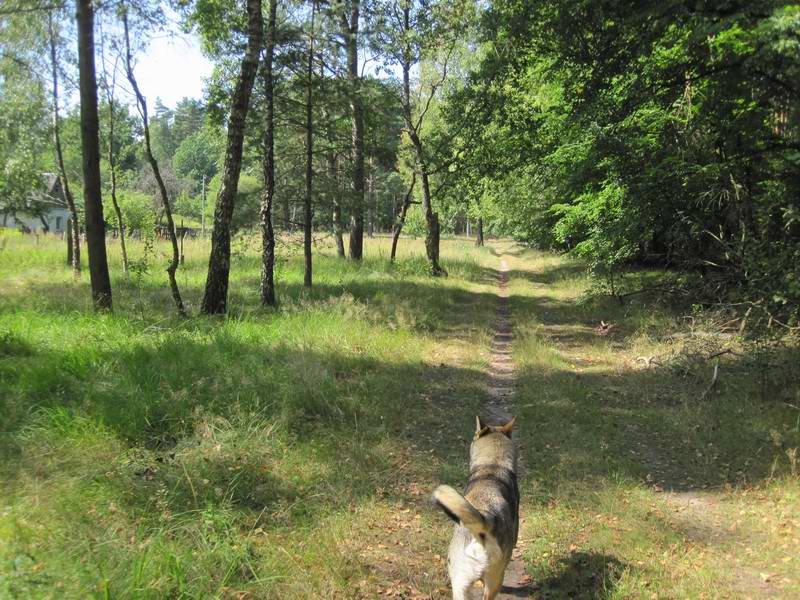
[[433, 417, 519, 600]]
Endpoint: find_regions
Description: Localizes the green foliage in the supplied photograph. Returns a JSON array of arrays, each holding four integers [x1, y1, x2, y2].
[[172, 124, 223, 193], [444, 0, 800, 323], [204, 172, 261, 233], [99, 100, 141, 181], [109, 190, 157, 233], [402, 202, 426, 237], [0, 66, 49, 213], [553, 182, 636, 291]]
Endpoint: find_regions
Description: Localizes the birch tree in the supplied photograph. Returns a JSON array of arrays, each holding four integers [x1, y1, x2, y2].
[[201, 0, 264, 314]]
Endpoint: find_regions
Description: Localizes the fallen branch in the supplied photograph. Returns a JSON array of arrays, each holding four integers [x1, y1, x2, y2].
[[617, 285, 687, 300], [635, 355, 663, 367], [738, 306, 752, 335], [706, 348, 741, 360]]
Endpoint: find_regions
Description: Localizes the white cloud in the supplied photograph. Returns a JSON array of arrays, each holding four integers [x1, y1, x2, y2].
[[133, 33, 213, 109]]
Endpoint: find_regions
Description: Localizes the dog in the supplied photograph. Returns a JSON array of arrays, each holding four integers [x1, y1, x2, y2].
[[433, 416, 519, 600]]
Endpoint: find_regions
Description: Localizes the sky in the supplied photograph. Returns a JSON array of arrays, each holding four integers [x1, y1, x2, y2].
[[131, 32, 213, 109]]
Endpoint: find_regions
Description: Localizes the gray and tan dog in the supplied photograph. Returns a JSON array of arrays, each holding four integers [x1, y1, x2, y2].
[[433, 416, 519, 600]]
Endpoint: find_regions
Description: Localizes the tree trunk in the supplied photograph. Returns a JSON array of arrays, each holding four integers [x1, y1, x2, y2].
[[201, 0, 263, 314], [400, 4, 444, 276], [320, 64, 345, 257], [330, 154, 345, 256], [390, 172, 416, 261], [475, 217, 484, 246], [49, 13, 80, 279], [108, 124, 129, 277], [303, 2, 315, 288], [367, 156, 375, 237], [66, 218, 74, 265], [100, 45, 129, 277], [282, 191, 291, 231], [76, 0, 112, 310], [341, 0, 364, 260], [409, 130, 445, 275], [260, 0, 278, 307], [124, 11, 184, 316]]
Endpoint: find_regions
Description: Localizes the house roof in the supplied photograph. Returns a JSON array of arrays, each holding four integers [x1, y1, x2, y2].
[[39, 173, 67, 208], [0, 173, 70, 213]]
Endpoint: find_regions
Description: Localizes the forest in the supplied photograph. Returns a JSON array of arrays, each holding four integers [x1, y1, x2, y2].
[[1, 1, 799, 599], [2, 1, 800, 323]]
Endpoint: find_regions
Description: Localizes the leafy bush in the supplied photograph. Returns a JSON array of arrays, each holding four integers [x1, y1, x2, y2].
[[111, 190, 157, 234], [553, 182, 637, 294]]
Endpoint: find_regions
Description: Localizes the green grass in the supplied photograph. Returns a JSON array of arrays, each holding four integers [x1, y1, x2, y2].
[[0, 233, 497, 598], [1, 235, 798, 599], [502, 245, 800, 599]]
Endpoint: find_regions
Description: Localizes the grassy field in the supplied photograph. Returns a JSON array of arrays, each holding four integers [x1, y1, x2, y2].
[[503, 248, 800, 599], [1, 232, 799, 598], [1, 232, 498, 599]]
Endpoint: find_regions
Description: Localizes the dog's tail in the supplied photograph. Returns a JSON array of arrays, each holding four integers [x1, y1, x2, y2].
[[432, 485, 488, 538]]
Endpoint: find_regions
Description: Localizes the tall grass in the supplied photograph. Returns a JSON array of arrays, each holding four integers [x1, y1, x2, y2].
[[1, 233, 495, 598]]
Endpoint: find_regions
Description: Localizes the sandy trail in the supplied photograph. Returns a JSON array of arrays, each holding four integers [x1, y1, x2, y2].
[[483, 258, 534, 599]]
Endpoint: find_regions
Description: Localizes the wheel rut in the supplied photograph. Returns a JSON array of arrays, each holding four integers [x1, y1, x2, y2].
[[484, 258, 534, 599]]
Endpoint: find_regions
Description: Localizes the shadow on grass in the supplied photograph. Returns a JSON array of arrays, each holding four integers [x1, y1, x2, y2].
[[0, 323, 488, 526], [507, 262, 586, 287], [4, 253, 798, 499], [0, 254, 498, 322], [507, 289, 800, 496], [486, 244, 529, 258], [531, 552, 625, 600]]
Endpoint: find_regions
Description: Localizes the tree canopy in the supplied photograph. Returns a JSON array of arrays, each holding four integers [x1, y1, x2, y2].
[[0, 0, 798, 323]]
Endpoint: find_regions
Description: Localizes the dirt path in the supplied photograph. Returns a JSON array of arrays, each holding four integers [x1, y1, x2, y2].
[[484, 259, 534, 599]]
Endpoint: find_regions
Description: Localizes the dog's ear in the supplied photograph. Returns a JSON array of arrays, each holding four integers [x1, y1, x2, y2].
[[497, 416, 516, 438], [475, 415, 486, 434], [474, 415, 491, 440]]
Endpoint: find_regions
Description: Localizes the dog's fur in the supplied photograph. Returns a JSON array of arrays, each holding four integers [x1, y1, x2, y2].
[[433, 416, 519, 600]]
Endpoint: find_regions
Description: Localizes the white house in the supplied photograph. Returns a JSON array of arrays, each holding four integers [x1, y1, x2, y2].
[[0, 174, 72, 234]]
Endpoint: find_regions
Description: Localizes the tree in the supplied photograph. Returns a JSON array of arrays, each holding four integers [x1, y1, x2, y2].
[[446, 0, 800, 324], [260, 0, 278, 306], [390, 170, 415, 260], [201, 0, 263, 314], [320, 81, 346, 256], [303, 1, 317, 287], [48, 12, 81, 277], [98, 24, 129, 277], [337, 0, 365, 260], [172, 97, 206, 146], [172, 125, 223, 194], [123, 7, 185, 316], [76, 0, 112, 310], [0, 4, 61, 236], [373, 0, 464, 275]]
